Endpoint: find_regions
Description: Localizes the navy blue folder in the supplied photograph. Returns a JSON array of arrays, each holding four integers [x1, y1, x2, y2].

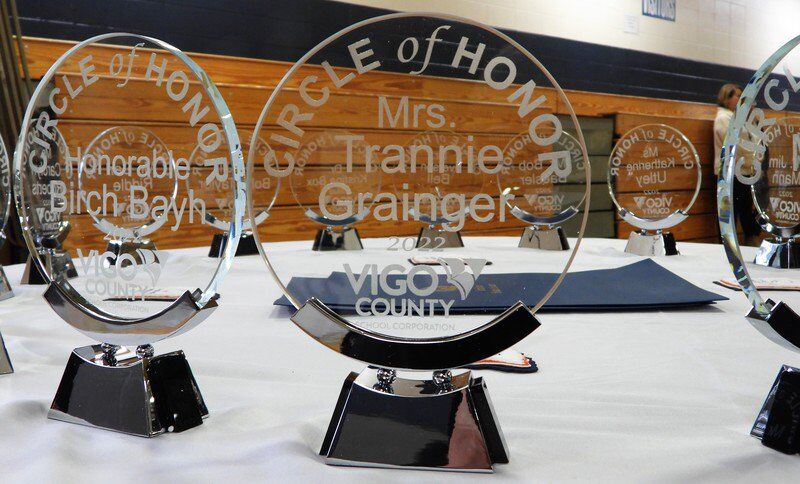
[[273, 259, 726, 313]]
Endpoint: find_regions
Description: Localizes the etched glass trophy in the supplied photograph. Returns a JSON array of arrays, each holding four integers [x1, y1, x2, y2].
[[608, 124, 701, 256], [17, 125, 77, 284], [719, 34, 800, 454], [500, 130, 587, 250], [190, 130, 278, 257], [751, 117, 800, 267], [0, 135, 13, 374], [13, 33, 243, 436], [249, 13, 591, 471]]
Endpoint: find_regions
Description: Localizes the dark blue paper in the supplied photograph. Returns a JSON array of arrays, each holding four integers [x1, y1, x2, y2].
[[274, 259, 726, 313]]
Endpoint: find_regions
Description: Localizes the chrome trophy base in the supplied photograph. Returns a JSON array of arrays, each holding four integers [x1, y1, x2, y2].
[[21, 251, 77, 285], [0, 265, 13, 301], [105, 239, 157, 266], [519, 226, 569, 250], [208, 231, 259, 257], [624, 230, 678, 256], [747, 300, 800, 453], [320, 367, 508, 472], [754, 238, 800, 269], [49, 344, 208, 437], [0, 331, 12, 375], [416, 226, 464, 249], [313, 227, 363, 251]]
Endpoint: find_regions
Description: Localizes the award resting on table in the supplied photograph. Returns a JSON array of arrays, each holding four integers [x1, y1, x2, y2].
[[13, 33, 244, 436], [248, 12, 591, 472], [0, 135, 13, 374], [608, 123, 702, 256], [719, 33, 800, 454], [500, 129, 587, 250]]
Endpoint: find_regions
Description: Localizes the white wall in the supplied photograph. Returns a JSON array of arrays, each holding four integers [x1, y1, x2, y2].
[[341, 0, 800, 71]]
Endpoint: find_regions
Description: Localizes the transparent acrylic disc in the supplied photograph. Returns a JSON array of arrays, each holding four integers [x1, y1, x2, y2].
[[13, 33, 243, 342], [248, 13, 590, 365]]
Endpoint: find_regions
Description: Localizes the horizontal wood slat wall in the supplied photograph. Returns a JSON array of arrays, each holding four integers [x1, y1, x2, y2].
[[18, 36, 741, 248]]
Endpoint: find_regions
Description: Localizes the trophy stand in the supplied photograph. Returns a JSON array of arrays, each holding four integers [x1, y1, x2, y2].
[[0, 331, 12, 375], [624, 229, 678, 257], [313, 226, 363, 251], [21, 249, 77, 285], [292, 299, 541, 472], [416, 224, 464, 249], [320, 367, 507, 471], [754, 237, 800, 269], [209, 231, 259, 257], [44, 284, 218, 437], [0, 266, 13, 300], [519, 225, 569, 250], [106, 238, 158, 266], [746, 300, 800, 454]]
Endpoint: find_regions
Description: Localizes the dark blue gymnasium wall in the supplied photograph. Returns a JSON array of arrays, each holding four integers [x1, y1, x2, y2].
[[17, 0, 756, 105]]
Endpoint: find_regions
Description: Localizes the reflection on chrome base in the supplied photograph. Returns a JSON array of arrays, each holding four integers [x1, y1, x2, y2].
[[519, 226, 569, 250], [313, 227, 363, 251], [0, 265, 13, 301], [754, 239, 800, 269], [21, 251, 77, 285], [49, 344, 208, 437], [746, 301, 800, 453], [624, 230, 678, 256], [0, 331, 12, 375], [208, 231, 259, 257], [416, 226, 464, 249], [320, 367, 508, 472], [105, 239, 158, 265]]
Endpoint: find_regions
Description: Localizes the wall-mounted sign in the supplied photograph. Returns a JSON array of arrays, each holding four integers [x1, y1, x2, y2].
[[643, 0, 676, 22]]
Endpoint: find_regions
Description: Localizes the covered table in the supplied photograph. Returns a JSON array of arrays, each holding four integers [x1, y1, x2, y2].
[[0, 237, 798, 482]]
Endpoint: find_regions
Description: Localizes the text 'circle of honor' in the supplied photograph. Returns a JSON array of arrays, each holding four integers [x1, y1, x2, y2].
[[247, 12, 591, 368], [13, 33, 243, 344], [608, 123, 701, 229], [0, 136, 11, 244]]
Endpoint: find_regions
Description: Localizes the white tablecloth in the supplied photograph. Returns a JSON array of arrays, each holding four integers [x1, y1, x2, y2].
[[1, 237, 799, 483]]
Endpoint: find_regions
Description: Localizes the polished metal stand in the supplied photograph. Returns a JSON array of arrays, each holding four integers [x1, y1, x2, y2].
[[416, 225, 464, 249], [624, 230, 678, 256], [105, 239, 158, 266], [313, 227, 363, 251], [49, 344, 207, 437], [321, 367, 508, 472], [0, 331, 12, 375], [754, 238, 800, 268], [209, 231, 259, 257], [519, 226, 569, 250], [746, 300, 800, 454], [0, 265, 13, 301], [21, 251, 77, 285]]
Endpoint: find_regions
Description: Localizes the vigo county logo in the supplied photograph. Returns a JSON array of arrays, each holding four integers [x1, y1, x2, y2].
[[634, 193, 673, 216], [76, 247, 168, 300], [345, 257, 487, 316]]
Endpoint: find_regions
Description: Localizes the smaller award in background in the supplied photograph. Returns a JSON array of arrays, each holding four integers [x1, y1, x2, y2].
[[13, 33, 243, 436], [608, 123, 701, 256], [402, 131, 484, 248], [16, 125, 76, 284], [190, 130, 278, 257], [280, 130, 375, 251], [750, 117, 800, 268], [500, 130, 587, 250], [0, 134, 13, 374], [719, 34, 800, 454]]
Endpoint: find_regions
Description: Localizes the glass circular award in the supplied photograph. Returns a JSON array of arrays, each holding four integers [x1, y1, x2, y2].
[[500, 129, 587, 250], [0, 135, 13, 375], [608, 124, 701, 256], [190, 129, 278, 257], [13, 33, 243, 437], [719, 34, 800, 454], [248, 12, 590, 472]]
